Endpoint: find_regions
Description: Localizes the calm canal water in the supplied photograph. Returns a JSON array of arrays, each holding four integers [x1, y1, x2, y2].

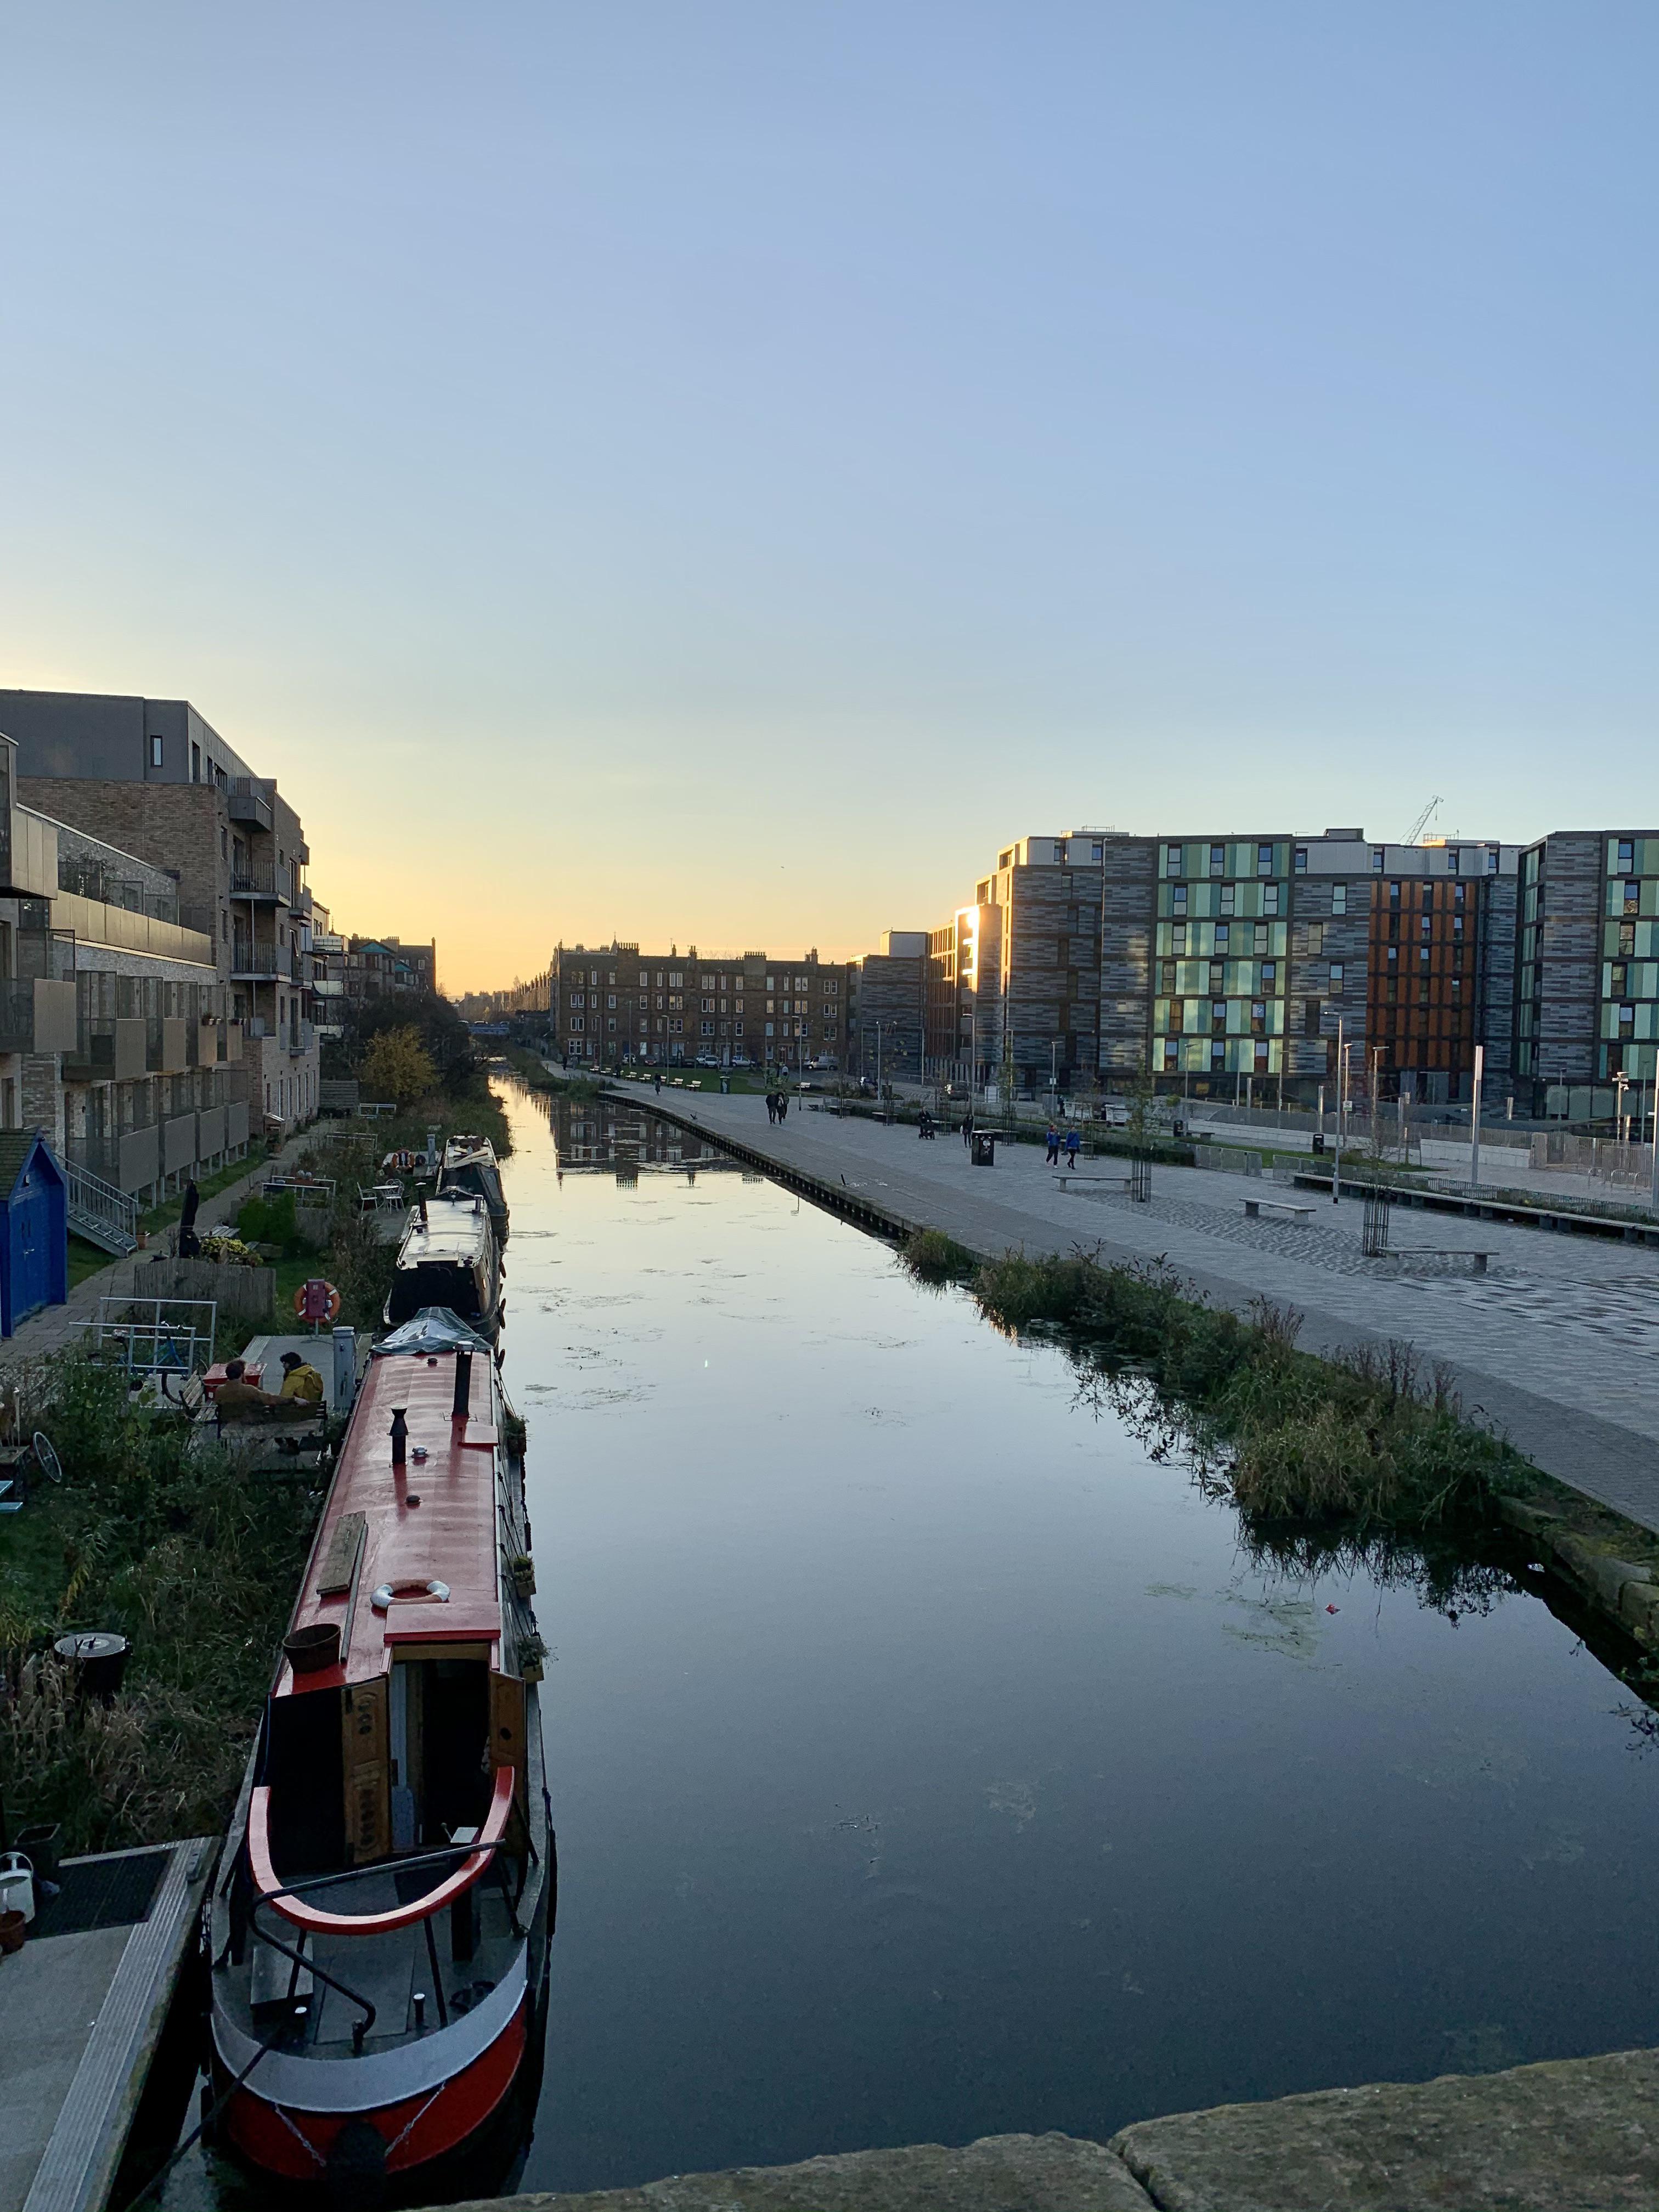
[[510, 1087, 1659, 2193]]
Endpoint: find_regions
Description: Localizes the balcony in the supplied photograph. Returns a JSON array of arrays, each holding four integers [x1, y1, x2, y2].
[[229, 860, 290, 902], [289, 1019, 315, 1057], [228, 778, 274, 833], [231, 944, 300, 982], [62, 1017, 148, 1084]]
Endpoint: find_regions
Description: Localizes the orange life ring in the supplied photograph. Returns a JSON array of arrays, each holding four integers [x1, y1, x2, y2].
[[294, 1280, 342, 1323]]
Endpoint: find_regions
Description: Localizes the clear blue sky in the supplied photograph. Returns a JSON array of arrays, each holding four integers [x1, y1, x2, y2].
[[2, 4, 1652, 986]]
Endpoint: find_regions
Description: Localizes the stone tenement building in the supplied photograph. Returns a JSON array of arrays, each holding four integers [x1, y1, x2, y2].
[[551, 945, 853, 1070], [0, 686, 324, 1136]]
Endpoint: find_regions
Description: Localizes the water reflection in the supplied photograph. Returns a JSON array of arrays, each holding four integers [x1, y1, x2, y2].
[[528, 1087, 743, 1181]]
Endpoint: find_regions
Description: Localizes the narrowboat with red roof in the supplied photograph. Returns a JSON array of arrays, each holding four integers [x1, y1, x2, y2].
[[207, 1310, 551, 2197]]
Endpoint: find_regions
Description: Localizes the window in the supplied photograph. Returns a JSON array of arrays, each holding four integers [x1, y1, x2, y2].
[[1620, 922, 1636, 957], [607, 993, 617, 1008], [1620, 1004, 1636, 1039], [825, 977, 838, 994], [701, 1020, 714, 1036], [1262, 882, 1279, 915], [1257, 843, 1274, 876], [149, 734, 163, 768], [1294, 846, 1307, 874], [1252, 922, 1268, 953], [1164, 844, 1183, 876], [1250, 1002, 1266, 1034], [734, 1020, 744, 1036], [1329, 962, 1345, 991], [766, 975, 775, 989], [1161, 961, 1177, 992], [1209, 844, 1224, 877], [569, 991, 585, 1008], [702, 996, 714, 1012], [1331, 884, 1347, 916], [570, 1015, 584, 1032], [1306, 922, 1324, 955], [1304, 998, 1321, 1036], [1171, 921, 1187, 953], [1211, 1000, 1227, 1030], [1209, 960, 1225, 991], [1453, 882, 1466, 910], [1092, 842, 1104, 862], [1262, 962, 1277, 989], [607, 1016, 617, 1032], [1625, 881, 1641, 915], [669, 1017, 684, 1034], [1219, 884, 1236, 915], [1172, 885, 1188, 913], [1372, 848, 1385, 873], [669, 971, 682, 986], [1214, 921, 1230, 950], [1420, 914, 1432, 940], [701, 973, 715, 988], [1210, 1039, 1226, 1065], [668, 994, 683, 1011], [1447, 848, 1461, 874], [1168, 1001, 1185, 1033], [1618, 840, 1635, 872], [822, 1022, 836, 1039], [1488, 847, 1500, 874], [1164, 1039, 1180, 1068]]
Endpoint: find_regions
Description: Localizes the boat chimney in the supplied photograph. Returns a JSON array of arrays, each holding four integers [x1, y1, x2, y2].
[[419, 1194, 428, 1224], [452, 1350, 472, 1422], [390, 1407, 408, 1466]]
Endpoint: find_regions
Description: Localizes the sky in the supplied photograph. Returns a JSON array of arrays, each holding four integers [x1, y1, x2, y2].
[[1, 5, 1654, 991]]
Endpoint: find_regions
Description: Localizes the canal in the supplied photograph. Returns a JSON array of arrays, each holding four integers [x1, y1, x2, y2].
[[508, 1087, 1659, 2194]]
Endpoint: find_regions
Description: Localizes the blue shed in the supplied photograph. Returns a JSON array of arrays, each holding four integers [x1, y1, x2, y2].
[[0, 1130, 68, 1337]]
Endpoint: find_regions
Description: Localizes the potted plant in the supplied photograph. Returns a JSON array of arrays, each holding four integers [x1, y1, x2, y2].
[[510, 1554, 536, 1600]]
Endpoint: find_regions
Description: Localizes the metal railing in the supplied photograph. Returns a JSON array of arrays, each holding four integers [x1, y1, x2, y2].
[[230, 861, 291, 901], [64, 1158, 139, 1255], [88, 1295, 217, 1376]]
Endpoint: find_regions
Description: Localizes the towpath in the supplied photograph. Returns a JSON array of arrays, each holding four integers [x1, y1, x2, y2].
[[623, 1087, 1659, 1534]]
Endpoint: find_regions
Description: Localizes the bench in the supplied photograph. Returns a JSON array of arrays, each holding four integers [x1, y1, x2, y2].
[[1243, 1198, 1314, 1224], [1056, 1172, 1132, 1190], [1378, 1248, 1493, 1274]]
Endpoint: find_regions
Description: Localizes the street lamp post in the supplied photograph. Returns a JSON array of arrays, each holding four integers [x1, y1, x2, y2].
[[1332, 1017, 1344, 1204], [1470, 1043, 1484, 1190]]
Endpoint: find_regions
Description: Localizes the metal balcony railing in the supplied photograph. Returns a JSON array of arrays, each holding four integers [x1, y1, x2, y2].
[[231, 945, 298, 980], [289, 1019, 315, 1056], [229, 861, 290, 901]]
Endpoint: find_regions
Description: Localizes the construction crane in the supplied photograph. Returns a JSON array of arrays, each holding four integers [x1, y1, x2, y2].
[[1402, 794, 1443, 845]]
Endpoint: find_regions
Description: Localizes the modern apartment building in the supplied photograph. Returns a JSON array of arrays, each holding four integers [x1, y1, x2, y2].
[[552, 944, 853, 1069], [0, 688, 323, 1135], [933, 826, 1522, 1106], [0, 733, 245, 1201], [1516, 830, 1659, 1111], [853, 931, 927, 1084]]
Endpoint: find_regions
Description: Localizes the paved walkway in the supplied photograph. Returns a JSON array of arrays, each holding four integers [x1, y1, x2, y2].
[[0, 1135, 314, 1371], [629, 1090, 1659, 1533]]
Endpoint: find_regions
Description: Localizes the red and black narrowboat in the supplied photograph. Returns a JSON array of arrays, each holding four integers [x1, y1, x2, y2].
[[208, 1312, 551, 2194]]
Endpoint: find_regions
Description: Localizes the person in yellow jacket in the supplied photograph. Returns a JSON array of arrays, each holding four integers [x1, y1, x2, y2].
[[278, 1350, 326, 1406]]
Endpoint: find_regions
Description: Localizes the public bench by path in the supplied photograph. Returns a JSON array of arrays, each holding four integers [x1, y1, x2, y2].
[[1056, 1171, 1132, 1190], [1376, 1247, 1493, 1276], [1243, 1197, 1314, 1224]]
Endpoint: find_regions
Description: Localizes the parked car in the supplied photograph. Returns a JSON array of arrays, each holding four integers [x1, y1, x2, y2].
[[694, 1053, 720, 1068]]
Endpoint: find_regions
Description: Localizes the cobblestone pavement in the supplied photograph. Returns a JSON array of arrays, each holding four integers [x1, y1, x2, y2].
[[635, 1090, 1659, 1531]]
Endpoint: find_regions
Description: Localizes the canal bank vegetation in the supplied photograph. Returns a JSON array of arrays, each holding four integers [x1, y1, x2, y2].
[[904, 1236, 1520, 1532], [0, 1353, 320, 1852]]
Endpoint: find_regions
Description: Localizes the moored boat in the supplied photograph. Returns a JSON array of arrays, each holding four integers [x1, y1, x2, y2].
[[207, 1314, 550, 2196], [385, 1195, 503, 1339], [439, 1134, 508, 1244]]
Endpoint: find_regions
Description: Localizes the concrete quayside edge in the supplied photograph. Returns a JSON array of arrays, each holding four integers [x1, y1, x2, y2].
[[433, 2045, 1659, 2210]]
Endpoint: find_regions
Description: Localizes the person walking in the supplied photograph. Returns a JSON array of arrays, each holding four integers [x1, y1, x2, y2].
[[1045, 1122, 1060, 1166], [1064, 1126, 1080, 1169], [777, 1093, 788, 1123], [177, 1176, 201, 1259]]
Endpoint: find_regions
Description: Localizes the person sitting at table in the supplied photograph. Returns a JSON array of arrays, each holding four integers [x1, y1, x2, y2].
[[278, 1350, 326, 1407], [215, 1358, 283, 1423]]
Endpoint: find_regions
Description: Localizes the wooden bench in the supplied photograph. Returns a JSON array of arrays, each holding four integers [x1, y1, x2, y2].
[[1243, 1197, 1314, 1224]]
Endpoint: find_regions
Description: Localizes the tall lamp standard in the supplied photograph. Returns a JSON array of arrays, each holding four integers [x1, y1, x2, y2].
[[1331, 1015, 1344, 1204]]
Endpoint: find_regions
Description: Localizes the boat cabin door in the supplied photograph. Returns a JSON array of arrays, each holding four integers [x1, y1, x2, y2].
[[387, 1653, 492, 1853]]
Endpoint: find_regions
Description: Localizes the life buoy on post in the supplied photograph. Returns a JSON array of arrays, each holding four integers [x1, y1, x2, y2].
[[295, 1279, 342, 1325]]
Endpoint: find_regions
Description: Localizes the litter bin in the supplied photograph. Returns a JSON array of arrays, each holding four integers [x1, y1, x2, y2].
[[971, 1131, 996, 1167], [53, 1631, 131, 1705]]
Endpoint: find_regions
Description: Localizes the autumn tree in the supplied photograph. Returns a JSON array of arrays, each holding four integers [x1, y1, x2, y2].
[[358, 1025, 438, 1109]]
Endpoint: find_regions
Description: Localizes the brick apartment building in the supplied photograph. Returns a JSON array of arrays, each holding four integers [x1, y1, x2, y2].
[[551, 944, 853, 1070]]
